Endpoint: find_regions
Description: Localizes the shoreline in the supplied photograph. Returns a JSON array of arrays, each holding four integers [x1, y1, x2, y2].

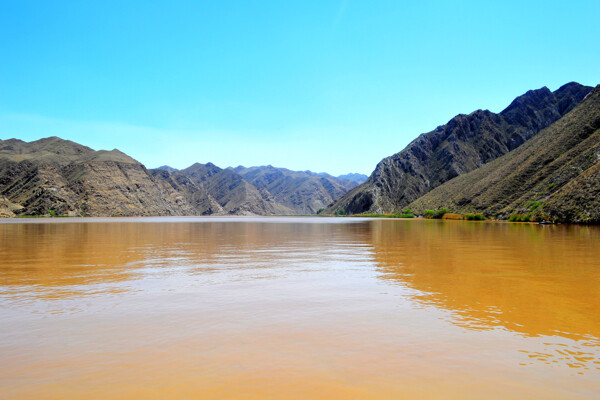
[[0, 215, 588, 225]]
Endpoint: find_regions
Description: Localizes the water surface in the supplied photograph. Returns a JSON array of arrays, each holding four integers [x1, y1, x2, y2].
[[1, 217, 599, 399]]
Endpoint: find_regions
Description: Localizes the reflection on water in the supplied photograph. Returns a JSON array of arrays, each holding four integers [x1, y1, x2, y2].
[[0, 220, 373, 302], [371, 220, 600, 373], [0, 217, 599, 399]]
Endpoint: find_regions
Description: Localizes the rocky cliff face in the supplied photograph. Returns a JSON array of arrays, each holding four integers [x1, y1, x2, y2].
[[408, 85, 600, 223], [325, 82, 592, 214]]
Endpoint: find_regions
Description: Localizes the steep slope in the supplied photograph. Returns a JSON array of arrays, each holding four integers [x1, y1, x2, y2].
[[232, 165, 358, 214], [326, 82, 592, 214], [0, 137, 193, 216], [408, 85, 600, 223]]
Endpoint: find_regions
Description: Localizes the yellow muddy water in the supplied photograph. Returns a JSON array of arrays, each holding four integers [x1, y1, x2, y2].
[[1, 217, 599, 399]]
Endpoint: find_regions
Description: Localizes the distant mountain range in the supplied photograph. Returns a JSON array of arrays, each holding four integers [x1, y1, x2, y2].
[[0, 138, 360, 217], [337, 173, 368, 184], [156, 165, 368, 185], [2, 81, 598, 222]]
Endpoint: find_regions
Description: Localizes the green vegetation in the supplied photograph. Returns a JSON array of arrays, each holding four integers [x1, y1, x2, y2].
[[360, 211, 414, 218], [508, 214, 531, 222], [464, 213, 486, 221], [506, 201, 544, 222], [316, 208, 324, 215], [400, 209, 415, 218], [348, 209, 484, 221], [422, 209, 486, 220], [425, 208, 450, 219], [48, 209, 56, 217], [334, 208, 346, 216], [529, 201, 543, 212]]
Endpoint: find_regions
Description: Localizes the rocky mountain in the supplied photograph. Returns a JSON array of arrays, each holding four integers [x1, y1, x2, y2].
[[325, 82, 593, 214], [408, 85, 600, 223], [4, 82, 595, 220], [231, 165, 358, 214], [0, 137, 359, 217], [0, 137, 192, 217], [153, 163, 293, 216], [337, 173, 368, 184]]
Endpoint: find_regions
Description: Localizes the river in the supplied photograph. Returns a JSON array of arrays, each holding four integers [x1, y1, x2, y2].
[[1, 217, 599, 399]]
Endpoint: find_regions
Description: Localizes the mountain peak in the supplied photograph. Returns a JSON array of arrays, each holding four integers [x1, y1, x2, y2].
[[500, 86, 553, 116], [156, 165, 178, 172], [555, 81, 587, 93]]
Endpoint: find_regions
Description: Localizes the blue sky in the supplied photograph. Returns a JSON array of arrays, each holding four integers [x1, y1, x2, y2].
[[1, 1, 598, 175]]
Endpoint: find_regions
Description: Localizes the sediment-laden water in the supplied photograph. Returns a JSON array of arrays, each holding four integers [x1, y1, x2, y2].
[[1, 217, 599, 399]]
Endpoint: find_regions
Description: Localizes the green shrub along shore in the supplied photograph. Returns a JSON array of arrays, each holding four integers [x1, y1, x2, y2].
[[347, 209, 416, 219], [508, 214, 531, 222], [330, 207, 547, 223], [423, 209, 486, 221]]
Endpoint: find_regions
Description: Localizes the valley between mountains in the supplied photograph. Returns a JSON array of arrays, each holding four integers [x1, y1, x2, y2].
[[1, 82, 599, 223]]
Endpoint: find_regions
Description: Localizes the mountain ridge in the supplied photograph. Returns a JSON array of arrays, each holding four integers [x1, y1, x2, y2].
[[0, 138, 360, 217], [408, 85, 600, 223], [324, 82, 593, 215]]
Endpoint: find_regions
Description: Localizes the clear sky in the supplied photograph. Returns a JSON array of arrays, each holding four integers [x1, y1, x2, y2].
[[1, 1, 598, 175]]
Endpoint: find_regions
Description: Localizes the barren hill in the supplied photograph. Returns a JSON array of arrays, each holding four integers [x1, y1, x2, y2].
[[0, 137, 190, 217]]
